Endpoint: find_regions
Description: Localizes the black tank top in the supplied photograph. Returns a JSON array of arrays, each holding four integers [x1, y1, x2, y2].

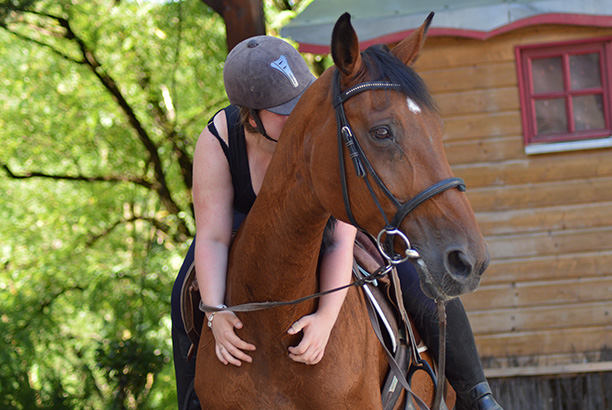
[[207, 105, 257, 214]]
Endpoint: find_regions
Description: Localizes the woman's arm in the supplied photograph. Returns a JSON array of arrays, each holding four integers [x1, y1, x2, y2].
[[287, 220, 357, 365], [193, 112, 256, 366]]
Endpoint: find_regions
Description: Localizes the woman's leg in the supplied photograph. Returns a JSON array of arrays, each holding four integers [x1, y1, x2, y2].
[[171, 239, 201, 410], [172, 324, 201, 410], [396, 261, 503, 410]]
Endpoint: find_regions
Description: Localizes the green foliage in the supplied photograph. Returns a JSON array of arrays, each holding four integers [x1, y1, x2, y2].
[[95, 338, 166, 408], [0, 0, 229, 408]]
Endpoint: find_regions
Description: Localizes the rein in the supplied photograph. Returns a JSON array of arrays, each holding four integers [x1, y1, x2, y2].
[[199, 262, 393, 314]]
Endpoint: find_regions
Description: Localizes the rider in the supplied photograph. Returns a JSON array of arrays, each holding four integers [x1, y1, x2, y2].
[[170, 35, 503, 410], [170, 35, 356, 409]]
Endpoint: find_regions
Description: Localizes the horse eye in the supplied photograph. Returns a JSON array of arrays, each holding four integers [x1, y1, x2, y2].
[[370, 126, 392, 140]]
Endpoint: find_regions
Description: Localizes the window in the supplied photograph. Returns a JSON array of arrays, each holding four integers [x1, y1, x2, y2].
[[517, 38, 612, 154]]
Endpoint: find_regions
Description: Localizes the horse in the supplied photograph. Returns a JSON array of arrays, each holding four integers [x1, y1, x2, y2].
[[194, 12, 490, 409]]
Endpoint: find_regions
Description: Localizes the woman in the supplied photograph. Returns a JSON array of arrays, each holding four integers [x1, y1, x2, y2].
[[170, 35, 356, 409], [171, 35, 502, 410]]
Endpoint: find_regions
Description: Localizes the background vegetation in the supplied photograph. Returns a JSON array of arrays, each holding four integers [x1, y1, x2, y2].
[[0, 0, 315, 408]]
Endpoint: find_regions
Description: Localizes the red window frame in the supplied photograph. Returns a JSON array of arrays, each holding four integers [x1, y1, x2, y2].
[[516, 37, 612, 146]]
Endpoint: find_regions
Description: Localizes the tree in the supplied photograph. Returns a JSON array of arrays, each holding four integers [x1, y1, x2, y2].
[[202, 0, 265, 51], [201, 0, 307, 51], [0, 0, 228, 407]]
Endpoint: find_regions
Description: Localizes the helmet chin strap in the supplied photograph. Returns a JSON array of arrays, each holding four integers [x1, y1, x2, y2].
[[249, 109, 278, 143]]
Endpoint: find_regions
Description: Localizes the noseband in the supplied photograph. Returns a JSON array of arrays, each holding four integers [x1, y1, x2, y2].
[[332, 69, 466, 264]]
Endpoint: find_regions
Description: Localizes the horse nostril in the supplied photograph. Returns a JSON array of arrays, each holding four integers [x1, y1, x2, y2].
[[446, 250, 474, 279]]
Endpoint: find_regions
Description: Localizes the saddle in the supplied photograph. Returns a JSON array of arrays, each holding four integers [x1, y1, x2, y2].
[[352, 231, 430, 410], [179, 257, 203, 361], [179, 231, 428, 409]]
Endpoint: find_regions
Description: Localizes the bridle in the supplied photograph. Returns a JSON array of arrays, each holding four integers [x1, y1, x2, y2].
[[332, 69, 466, 265], [333, 68, 464, 410]]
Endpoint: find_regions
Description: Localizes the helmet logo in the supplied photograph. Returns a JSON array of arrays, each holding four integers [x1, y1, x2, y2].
[[271, 55, 299, 88]]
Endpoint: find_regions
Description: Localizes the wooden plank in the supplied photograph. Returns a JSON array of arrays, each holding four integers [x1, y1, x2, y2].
[[442, 111, 523, 143], [466, 176, 612, 212], [486, 226, 612, 260], [474, 325, 612, 357], [417, 26, 612, 70], [481, 351, 610, 370], [462, 276, 612, 311], [444, 136, 524, 165], [435, 87, 519, 117], [453, 148, 612, 189], [485, 361, 612, 378], [475, 202, 612, 236], [481, 250, 612, 285], [467, 301, 612, 334], [417, 33, 517, 68], [420, 61, 517, 94]]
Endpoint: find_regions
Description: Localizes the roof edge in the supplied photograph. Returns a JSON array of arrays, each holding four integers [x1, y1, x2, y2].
[[296, 13, 612, 54]]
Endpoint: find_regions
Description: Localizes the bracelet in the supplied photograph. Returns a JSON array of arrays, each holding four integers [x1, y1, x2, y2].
[[206, 304, 227, 329]]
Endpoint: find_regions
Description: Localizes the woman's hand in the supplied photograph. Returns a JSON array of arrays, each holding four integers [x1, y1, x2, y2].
[[286, 221, 356, 366], [287, 312, 335, 365], [210, 311, 256, 366]]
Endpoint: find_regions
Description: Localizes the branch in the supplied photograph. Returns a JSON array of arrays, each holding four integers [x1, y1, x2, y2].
[[86, 215, 170, 246], [3, 26, 83, 64], [1, 6, 192, 238], [57, 18, 189, 237], [39, 285, 86, 313], [2, 163, 153, 189], [201, 0, 223, 15]]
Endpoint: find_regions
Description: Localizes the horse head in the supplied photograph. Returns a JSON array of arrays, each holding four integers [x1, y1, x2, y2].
[[302, 13, 490, 300]]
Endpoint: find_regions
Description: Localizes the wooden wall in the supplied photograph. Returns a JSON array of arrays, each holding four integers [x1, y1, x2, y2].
[[415, 24, 612, 373]]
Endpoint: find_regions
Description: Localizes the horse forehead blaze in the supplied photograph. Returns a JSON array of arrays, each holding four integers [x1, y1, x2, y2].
[[406, 97, 422, 114]]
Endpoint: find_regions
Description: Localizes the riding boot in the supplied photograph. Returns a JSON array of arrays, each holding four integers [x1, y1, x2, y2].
[[417, 298, 503, 410]]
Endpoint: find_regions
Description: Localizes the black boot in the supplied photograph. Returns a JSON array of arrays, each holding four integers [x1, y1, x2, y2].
[[454, 381, 502, 410], [414, 298, 503, 410]]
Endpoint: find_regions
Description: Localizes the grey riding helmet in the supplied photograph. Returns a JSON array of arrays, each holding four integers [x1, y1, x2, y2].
[[223, 36, 316, 116]]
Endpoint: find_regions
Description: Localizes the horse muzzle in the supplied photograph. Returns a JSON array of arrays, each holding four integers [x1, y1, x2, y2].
[[415, 243, 490, 301]]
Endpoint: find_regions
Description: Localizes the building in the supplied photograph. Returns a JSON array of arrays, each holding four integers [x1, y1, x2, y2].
[[283, 0, 612, 386]]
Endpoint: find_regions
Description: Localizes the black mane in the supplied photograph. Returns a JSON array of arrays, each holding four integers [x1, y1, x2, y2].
[[360, 44, 436, 111]]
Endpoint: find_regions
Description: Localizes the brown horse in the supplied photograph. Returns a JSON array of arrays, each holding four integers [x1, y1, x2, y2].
[[194, 13, 489, 410]]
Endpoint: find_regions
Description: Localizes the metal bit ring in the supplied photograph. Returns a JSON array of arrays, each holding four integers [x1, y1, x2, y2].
[[376, 227, 420, 264]]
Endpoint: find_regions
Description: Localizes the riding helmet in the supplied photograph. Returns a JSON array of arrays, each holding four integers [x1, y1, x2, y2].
[[223, 36, 316, 116]]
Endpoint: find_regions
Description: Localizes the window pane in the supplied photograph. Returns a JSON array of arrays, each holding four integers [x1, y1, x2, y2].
[[570, 53, 601, 89], [532, 57, 564, 94], [573, 94, 605, 131], [535, 98, 567, 135]]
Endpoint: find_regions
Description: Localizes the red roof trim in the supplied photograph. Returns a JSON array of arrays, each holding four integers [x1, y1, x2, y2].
[[297, 13, 612, 54]]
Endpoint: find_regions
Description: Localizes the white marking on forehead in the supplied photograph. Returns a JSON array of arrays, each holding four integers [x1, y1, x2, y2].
[[406, 97, 421, 114]]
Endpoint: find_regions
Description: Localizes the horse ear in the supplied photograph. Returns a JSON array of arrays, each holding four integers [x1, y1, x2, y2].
[[331, 13, 362, 77], [391, 12, 434, 66]]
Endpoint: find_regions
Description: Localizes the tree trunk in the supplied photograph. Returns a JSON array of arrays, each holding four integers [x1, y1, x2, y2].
[[202, 0, 265, 52]]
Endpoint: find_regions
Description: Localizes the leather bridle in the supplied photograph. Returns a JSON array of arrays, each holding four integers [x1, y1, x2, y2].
[[332, 69, 466, 265], [333, 67, 464, 410]]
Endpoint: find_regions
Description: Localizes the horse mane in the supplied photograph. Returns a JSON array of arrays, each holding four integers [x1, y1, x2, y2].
[[359, 44, 437, 112]]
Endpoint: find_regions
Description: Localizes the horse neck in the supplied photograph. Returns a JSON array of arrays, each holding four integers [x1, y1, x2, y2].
[[226, 130, 329, 304]]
